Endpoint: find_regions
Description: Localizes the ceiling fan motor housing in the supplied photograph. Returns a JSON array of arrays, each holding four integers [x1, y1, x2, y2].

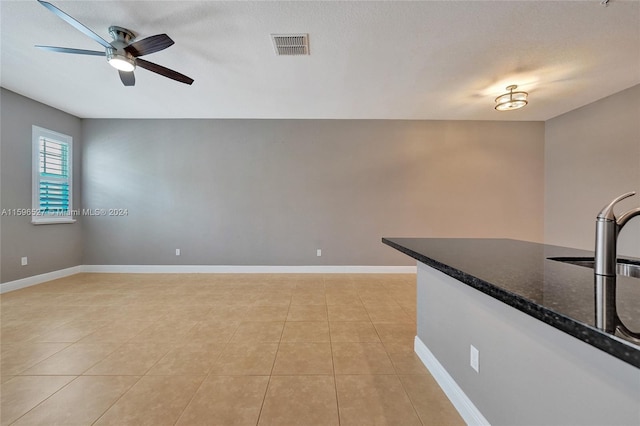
[[108, 26, 135, 44], [106, 26, 136, 71]]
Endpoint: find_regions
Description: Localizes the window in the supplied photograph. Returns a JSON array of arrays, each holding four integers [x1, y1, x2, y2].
[[32, 126, 75, 224]]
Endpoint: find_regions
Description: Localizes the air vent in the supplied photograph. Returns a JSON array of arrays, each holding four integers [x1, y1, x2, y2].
[[271, 34, 309, 56]]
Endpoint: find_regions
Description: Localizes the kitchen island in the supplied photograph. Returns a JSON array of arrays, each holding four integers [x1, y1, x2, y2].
[[383, 238, 640, 426]]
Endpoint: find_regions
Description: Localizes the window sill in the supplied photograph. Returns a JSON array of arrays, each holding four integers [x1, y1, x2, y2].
[[31, 217, 77, 225]]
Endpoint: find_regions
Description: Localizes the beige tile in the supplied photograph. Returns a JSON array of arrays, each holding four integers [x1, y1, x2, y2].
[[84, 343, 170, 375], [1, 343, 70, 376], [291, 292, 326, 305], [293, 277, 325, 291], [399, 374, 465, 425], [230, 321, 284, 343], [374, 322, 416, 343], [78, 321, 155, 344], [286, 305, 328, 321], [0, 322, 52, 344], [210, 342, 278, 375], [336, 375, 422, 425], [184, 321, 240, 343], [130, 320, 198, 344], [402, 306, 417, 321], [272, 343, 333, 375], [327, 304, 370, 321], [201, 305, 248, 321], [323, 276, 355, 289], [94, 375, 204, 426], [1, 375, 75, 426], [364, 304, 413, 323], [329, 321, 380, 342], [11, 375, 139, 426], [324, 292, 361, 306], [244, 306, 289, 322], [146, 343, 224, 375], [176, 375, 269, 426], [383, 342, 429, 375], [161, 305, 212, 322], [281, 321, 330, 342], [358, 292, 397, 305], [21, 343, 119, 375], [332, 342, 395, 375], [259, 375, 338, 426], [28, 320, 108, 343], [251, 293, 293, 306]]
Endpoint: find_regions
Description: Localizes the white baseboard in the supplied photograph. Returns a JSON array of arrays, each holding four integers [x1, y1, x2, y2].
[[0, 266, 83, 294], [0, 265, 416, 293], [81, 265, 417, 274], [414, 336, 490, 426]]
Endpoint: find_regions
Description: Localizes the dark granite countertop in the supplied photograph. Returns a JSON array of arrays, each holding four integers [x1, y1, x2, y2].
[[382, 238, 640, 368]]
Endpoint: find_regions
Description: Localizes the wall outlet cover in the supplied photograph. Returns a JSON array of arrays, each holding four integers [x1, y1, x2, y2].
[[21, 257, 28, 266], [317, 249, 322, 257], [175, 249, 181, 256]]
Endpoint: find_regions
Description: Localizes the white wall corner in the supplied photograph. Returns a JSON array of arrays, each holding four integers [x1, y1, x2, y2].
[[414, 336, 491, 426]]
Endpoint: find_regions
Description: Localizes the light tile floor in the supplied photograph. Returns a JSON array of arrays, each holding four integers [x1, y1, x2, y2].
[[1, 273, 464, 425]]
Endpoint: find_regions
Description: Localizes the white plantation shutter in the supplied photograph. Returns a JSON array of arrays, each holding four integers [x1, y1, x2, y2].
[[39, 138, 70, 212], [32, 126, 75, 224]]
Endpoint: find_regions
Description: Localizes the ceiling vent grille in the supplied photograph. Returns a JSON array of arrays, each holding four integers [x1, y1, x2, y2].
[[271, 34, 309, 56]]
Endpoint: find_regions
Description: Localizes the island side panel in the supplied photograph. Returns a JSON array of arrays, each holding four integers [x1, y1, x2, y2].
[[416, 262, 640, 426]]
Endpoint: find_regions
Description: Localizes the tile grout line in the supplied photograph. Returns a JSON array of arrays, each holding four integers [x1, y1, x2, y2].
[[89, 374, 144, 426], [396, 373, 427, 426], [254, 290, 292, 425], [172, 331, 230, 426], [4, 375, 82, 425], [324, 283, 342, 426]]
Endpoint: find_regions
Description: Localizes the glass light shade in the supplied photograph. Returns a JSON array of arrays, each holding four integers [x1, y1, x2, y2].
[[106, 49, 135, 72], [495, 85, 528, 111], [108, 57, 135, 72]]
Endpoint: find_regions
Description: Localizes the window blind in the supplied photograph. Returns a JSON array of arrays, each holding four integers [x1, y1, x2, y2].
[[39, 137, 70, 213]]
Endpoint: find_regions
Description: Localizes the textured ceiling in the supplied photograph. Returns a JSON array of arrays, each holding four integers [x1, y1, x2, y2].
[[1, 0, 639, 120]]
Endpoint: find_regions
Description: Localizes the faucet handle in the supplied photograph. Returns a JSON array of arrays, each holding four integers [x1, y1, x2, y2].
[[597, 191, 636, 221]]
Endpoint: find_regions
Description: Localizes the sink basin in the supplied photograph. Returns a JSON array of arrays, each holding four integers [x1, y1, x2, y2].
[[548, 257, 640, 279]]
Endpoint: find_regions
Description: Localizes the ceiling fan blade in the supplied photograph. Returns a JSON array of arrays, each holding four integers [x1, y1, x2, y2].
[[119, 70, 135, 87], [136, 58, 194, 85], [125, 34, 174, 57], [37, 0, 112, 49], [35, 45, 105, 56]]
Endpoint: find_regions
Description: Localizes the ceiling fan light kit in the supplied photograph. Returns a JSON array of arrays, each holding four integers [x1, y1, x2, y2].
[[35, 0, 193, 86], [106, 48, 135, 72]]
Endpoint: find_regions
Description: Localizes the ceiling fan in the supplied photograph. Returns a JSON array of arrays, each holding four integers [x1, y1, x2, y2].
[[35, 0, 194, 86]]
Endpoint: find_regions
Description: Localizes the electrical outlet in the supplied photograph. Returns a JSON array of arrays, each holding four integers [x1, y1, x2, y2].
[[470, 345, 479, 373], [316, 249, 322, 257], [175, 249, 181, 256], [21, 257, 28, 266]]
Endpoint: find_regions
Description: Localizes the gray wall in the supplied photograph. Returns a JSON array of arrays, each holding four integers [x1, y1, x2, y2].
[[545, 84, 640, 257], [0, 88, 83, 283], [417, 263, 640, 426], [81, 119, 544, 266]]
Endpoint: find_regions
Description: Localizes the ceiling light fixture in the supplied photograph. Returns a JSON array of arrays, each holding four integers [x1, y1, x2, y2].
[[106, 48, 135, 72], [495, 85, 528, 111]]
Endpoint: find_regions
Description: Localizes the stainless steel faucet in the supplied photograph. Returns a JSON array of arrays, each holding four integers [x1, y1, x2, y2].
[[595, 191, 640, 276]]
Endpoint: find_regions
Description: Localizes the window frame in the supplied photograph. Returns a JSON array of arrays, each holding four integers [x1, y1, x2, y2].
[[31, 125, 76, 225]]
